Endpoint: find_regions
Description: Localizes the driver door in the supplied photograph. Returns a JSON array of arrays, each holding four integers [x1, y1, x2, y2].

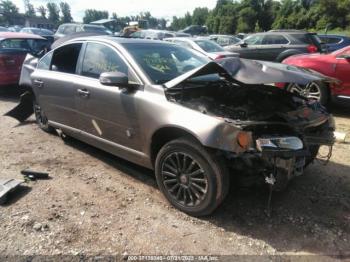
[[74, 42, 144, 151], [335, 48, 350, 96]]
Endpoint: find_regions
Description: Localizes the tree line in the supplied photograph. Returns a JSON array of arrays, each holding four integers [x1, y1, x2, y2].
[[0, 0, 73, 26], [171, 0, 350, 34], [0, 0, 166, 29], [1, 0, 349, 33]]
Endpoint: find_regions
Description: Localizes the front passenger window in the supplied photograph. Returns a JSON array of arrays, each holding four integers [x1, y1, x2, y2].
[[81, 43, 129, 79], [244, 35, 263, 45]]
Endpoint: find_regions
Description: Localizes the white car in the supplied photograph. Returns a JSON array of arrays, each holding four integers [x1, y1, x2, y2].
[[164, 37, 239, 60]]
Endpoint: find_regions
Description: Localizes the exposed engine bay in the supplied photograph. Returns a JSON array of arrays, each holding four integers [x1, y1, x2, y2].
[[165, 77, 335, 198], [166, 78, 309, 122]]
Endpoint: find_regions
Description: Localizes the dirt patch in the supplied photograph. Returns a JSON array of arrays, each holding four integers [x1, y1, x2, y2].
[[0, 91, 349, 258]]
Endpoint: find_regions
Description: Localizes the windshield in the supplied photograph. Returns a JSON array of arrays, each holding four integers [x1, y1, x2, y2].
[[83, 25, 111, 34], [0, 38, 48, 53], [194, 40, 224, 52], [123, 43, 209, 84]]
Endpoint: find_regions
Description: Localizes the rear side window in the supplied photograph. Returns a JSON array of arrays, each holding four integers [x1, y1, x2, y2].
[[57, 25, 65, 34], [81, 43, 128, 79], [37, 51, 53, 70], [293, 33, 322, 45], [51, 43, 82, 74], [320, 36, 341, 44], [0, 39, 31, 50], [262, 35, 289, 45], [292, 34, 311, 44]]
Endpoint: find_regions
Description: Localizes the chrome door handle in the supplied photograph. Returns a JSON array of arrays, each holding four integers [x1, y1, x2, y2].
[[77, 89, 90, 98], [33, 79, 44, 88]]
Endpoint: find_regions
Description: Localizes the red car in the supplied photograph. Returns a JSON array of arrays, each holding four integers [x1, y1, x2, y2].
[[0, 32, 47, 86], [282, 46, 350, 105]]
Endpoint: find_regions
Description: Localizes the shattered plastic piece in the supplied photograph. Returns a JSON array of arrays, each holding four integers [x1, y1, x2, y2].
[[334, 131, 348, 143], [21, 170, 49, 180], [265, 175, 276, 185], [4, 91, 34, 122], [0, 179, 24, 205]]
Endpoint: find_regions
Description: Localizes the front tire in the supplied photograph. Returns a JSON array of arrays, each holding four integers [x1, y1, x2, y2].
[[33, 99, 54, 133], [155, 138, 229, 216]]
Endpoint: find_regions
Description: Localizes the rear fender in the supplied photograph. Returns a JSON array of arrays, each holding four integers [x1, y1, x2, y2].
[[276, 49, 304, 62]]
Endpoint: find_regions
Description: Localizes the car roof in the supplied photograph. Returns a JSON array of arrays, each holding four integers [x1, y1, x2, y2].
[[250, 31, 310, 36], [0, 32, 45, 40], [69, 36, 168, 45]]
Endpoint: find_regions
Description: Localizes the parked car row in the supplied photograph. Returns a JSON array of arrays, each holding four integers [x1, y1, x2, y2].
[[9, 36, 334, 216], [0, 32, 48, 87]]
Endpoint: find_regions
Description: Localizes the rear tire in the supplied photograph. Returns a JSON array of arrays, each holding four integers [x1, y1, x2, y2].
[[33, 99, 54, 133], [155, 137, 229, 216], [305, 145, 320, 167]]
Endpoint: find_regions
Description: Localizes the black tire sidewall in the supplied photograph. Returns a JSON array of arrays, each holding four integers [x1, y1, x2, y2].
[[155, 138, 226, 216], [33, 99, 53, 133]]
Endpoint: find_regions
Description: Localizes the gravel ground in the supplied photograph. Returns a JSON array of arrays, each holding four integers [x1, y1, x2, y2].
[[0, 89, 349, 259]]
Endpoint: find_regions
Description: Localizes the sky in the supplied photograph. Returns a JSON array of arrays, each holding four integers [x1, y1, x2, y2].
[[11, 0, 217, 22]]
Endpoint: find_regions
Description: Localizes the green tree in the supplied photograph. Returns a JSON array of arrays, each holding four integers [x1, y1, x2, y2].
[[37, 5, 47, 18], [60, 2, 73, 23], [83, 9, 108, 24], [23, 0, 35, 17], [184, 12, 192, 26], [0, 0, 19, 25], [47, 2, 60, 25], [192, 7, 209, 26], [237, 7, 257, 33]]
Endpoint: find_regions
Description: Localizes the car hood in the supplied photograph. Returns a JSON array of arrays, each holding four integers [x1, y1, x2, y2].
[[282, 53, 333, 64], [164, 57, 336, 89]]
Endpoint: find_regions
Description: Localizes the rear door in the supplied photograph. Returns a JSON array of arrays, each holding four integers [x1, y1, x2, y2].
[[335, 48, 350, 96], [74, 41, 144, 151], [31, 43, 83, 129]]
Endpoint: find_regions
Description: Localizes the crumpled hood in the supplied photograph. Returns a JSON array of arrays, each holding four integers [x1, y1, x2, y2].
[[165, 57, 337, 89]]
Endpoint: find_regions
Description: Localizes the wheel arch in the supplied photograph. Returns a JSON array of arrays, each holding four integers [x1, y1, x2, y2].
[[149, 126, 203, 167], [276, 49, 304, 62]]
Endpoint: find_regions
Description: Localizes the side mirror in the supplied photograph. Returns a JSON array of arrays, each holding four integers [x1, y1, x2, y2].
[[99, 72, 129, 87]]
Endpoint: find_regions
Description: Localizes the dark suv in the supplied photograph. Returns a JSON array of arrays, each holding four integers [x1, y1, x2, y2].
[[54, 23, 112, 40], [224, 30, 325, 62]]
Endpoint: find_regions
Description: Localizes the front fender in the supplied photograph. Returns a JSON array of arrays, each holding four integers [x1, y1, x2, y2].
[[19, 54, 38, 88]]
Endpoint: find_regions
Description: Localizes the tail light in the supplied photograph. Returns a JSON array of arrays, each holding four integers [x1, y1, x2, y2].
[[275, 83, 285, 88], [214, 54, 225, 60], [307, 44, 318, 53]]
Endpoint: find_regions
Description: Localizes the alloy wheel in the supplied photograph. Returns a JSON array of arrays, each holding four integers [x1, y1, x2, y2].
[[161, 152, 208, 207], [288, 82, 322, 101]]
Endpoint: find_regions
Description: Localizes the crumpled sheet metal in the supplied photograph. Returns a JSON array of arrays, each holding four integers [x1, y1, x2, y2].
[[0, 178, 24, 204], [3, 91, 34, 122], [165, 57, 338, 89]]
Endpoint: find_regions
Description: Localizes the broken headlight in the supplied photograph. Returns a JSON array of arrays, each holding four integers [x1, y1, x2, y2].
[[256, 137, 303, 151]]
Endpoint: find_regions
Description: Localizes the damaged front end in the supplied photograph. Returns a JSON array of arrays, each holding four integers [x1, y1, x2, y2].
[[164, 58, 335, 191]]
